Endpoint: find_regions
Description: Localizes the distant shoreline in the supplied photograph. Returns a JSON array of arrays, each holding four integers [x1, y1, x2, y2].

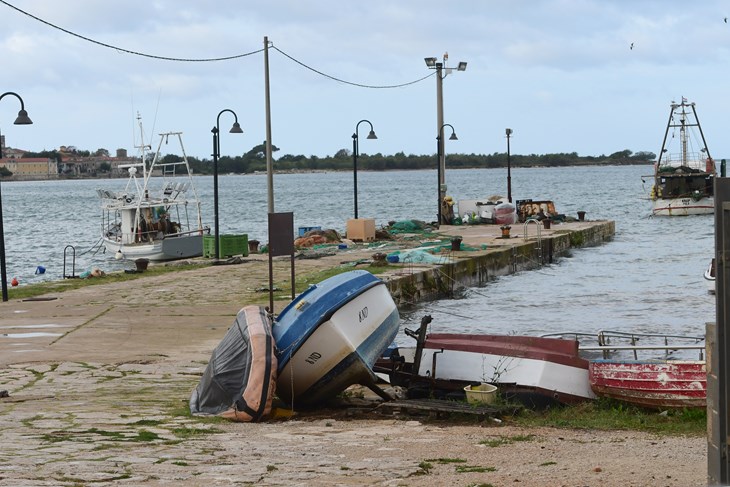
[[0, 161, 653, 182]]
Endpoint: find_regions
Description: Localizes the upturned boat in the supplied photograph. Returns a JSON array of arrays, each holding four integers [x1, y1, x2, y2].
[[97, 115, 209, 261], [589, 359, 706, 409], [377, 315, 595, 408], [189, 306, 277, 422], [550, 330, 707, 409], [272, 270, 400, 408], [647, 98, 715, 216]]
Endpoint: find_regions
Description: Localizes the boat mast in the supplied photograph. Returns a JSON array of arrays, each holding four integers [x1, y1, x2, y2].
[[680, 104, 688, 167], [690, 102, 713, 162], [656, 101, 676, 175], [134, 113, 150, 180]]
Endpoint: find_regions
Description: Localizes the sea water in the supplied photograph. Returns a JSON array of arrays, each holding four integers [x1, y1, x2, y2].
[[0, 165, 715, 339]]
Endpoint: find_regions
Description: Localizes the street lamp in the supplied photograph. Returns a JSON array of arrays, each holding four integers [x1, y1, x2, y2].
[[0, 92, 32, 302], [506, 128, 513, 203], [352, 120, 377, 219], [211, 109, 243, 260], [425, 53, 467, 204], [437, 123, 458, 227]]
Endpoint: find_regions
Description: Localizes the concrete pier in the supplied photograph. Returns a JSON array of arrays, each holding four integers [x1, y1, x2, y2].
[[382, 219, 614, 305], [0, 218, 660, 487]]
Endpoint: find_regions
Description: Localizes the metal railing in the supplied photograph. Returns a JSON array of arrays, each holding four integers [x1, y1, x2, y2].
[[541, 330, 705, 360]]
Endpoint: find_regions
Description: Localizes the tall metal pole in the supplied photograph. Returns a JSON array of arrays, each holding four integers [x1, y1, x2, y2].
[[212, 109, 243, 261], [0, 127, 6, 301], [352, 132, 359, 219], [426, 55, 466, 209], [506, 128, 513, 203], [211, 127, 220, 260], [436, 63, 445, 198], [0, 92, 32, 302], [437, 123, 457, 228], [352, 119, 376, 220], [436, 133, 442, 227], [264, 36, 274, 213]]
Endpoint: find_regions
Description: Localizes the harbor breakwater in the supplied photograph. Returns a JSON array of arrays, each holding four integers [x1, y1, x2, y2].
[[383, 220, 615, 307]]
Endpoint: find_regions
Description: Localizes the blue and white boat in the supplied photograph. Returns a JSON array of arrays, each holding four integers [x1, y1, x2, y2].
[[272, 270, 400, 408]]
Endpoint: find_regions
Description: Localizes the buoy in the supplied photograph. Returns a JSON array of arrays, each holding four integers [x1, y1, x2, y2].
[[115, 250, 124, 260], [35, 266, 46, 275], [11, 277, 19, 287]]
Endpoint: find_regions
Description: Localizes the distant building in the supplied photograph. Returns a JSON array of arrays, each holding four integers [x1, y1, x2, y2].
[[0, 157, 58, 180]]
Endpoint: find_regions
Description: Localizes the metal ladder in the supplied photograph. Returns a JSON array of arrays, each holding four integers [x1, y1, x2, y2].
[[63, 245, 79, 279], [523, 218, 543, 264]]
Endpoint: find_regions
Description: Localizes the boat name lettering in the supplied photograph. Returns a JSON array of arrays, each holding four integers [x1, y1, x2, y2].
[[358, 306, 368, 323], [682, 199, 690, 205], [305, 352, 322, 365]]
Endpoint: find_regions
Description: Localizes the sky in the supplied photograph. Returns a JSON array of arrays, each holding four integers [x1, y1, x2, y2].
[[1, 0, 730, 161]]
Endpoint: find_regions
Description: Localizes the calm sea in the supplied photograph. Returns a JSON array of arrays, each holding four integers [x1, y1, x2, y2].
[[1, 165, 715, 339]]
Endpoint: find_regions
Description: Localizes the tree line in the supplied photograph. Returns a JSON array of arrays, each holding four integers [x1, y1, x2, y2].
[[20, 144, 655, 176]]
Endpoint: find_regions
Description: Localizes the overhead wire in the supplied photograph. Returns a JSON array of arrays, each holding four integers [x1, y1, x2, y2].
[[0, 0, 434, 89], [0, 0, 263, 62], [271, 45, 435, 89]]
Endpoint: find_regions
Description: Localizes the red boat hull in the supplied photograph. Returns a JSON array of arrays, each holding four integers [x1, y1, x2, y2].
[[589, 360, 706, 409]]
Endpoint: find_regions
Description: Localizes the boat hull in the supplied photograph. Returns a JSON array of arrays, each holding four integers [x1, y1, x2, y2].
[[102, 234, 203, 261], [416, 334, 595, 405], [651, 196, 713, 216], [273, 270, 400, 408], [189, 306, 277, 422], [589, 359, 706, 409]]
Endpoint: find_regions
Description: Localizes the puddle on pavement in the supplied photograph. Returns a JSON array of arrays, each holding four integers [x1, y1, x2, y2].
[[2, 332, 62, 338], [0, 324, 67, 329]]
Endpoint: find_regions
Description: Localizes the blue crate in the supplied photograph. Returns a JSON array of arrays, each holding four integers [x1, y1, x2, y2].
[[298, 226, 321, 237]]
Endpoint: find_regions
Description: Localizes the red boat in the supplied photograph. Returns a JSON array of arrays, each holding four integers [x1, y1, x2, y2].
[[589, 359, 706, 409]]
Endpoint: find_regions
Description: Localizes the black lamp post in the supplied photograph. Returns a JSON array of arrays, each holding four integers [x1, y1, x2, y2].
[[506, 128, 513, 203], [211, 109, 243, 260], [436, 123, 457, 227], [352, 120, 377, 219], [0, 92, 32, 302]]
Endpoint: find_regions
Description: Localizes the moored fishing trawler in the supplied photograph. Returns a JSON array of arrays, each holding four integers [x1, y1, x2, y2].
[[97, 116, 209, 261], [648, 98, 715, 216]]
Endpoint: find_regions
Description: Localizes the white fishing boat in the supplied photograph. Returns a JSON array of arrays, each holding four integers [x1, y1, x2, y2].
[[647, 98, 715, 216], [97, 116, 209, 261]]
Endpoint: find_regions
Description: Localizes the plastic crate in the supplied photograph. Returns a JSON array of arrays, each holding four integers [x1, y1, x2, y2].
[[203, 234, 248, 258]]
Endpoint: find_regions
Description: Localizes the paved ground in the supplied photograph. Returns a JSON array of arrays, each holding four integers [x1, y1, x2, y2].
[[0, 220, 707, 486]]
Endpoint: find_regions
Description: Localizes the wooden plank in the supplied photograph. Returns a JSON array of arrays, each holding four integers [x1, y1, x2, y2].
[[377, 398, 519, 418]]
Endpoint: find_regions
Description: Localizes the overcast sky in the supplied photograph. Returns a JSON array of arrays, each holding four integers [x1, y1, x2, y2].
[[1, 0, 729, 161]]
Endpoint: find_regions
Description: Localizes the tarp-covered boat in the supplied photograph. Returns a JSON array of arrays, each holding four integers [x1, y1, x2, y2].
[[273, 270, 400, 408], [189, 306, 277, 422]]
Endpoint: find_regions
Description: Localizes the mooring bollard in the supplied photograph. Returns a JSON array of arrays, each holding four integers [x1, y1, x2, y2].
[[577, 211, 586, 221]]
